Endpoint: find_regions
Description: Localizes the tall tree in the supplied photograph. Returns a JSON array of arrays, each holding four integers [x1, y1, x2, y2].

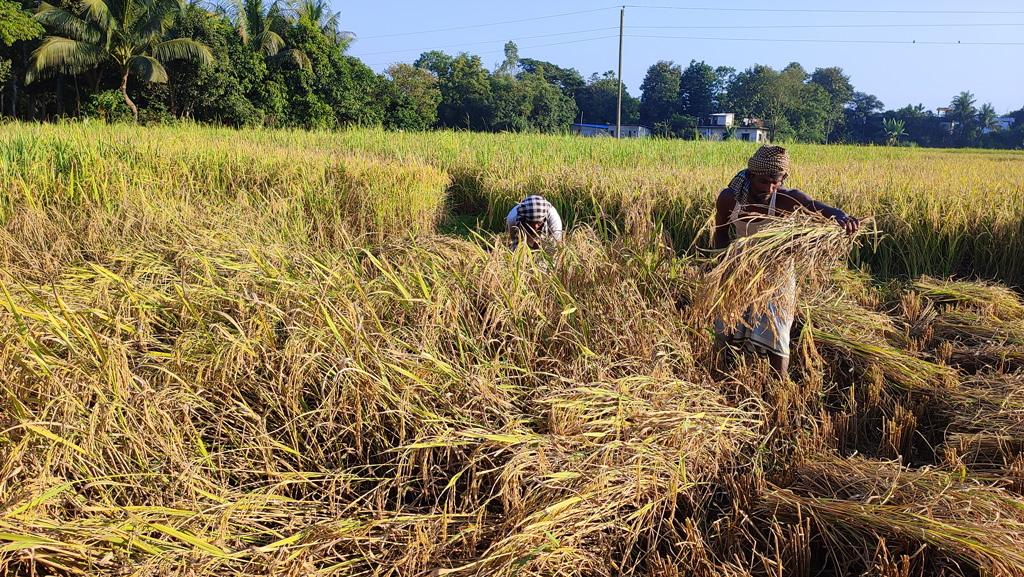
[[639, 60, 680, 127], [518, 57, 585, 99], [949, 90, 977, 142], [223, 0, 308, 68], [282, 16, 379, 128], [809, 66, 853, 140], [288, 0, 352, 45], [678, 60, 716, 122], [575, 70, 638, 125], [385, 62, 440, 129], [496, 40, 518, 76], [415, 50, 492, 130], [27, 0, 213, 120], [141, 6, 269, 124], [726, 64, 786, 140], [842, 91, 884, 142], [976, 102, 998, 133]]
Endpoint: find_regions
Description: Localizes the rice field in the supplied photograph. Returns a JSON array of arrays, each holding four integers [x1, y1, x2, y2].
[[1, 121, 1024, 576]]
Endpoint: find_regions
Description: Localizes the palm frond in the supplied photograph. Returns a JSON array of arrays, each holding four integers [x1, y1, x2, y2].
[[33, 3, 103, 45], [243, 0, 272, 37], [128, 54, 168, 82], [76, 0, 117, 33], [26, 36, 104, 84], [152, 37, 214, 66], [133, 0, 185, 43], [251, 29, 283, 56], [268, 47, 310, 71]]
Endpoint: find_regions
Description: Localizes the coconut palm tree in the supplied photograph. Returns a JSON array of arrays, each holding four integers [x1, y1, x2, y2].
[[221, 0, 309, 68], [976, 103, 999, 133], [27, 0, 213, 120], [289, 0, 353, 46], [948, 90, 977, 141]]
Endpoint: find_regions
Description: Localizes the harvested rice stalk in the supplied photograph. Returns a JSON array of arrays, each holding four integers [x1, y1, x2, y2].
[[936, 373, 1024, 469], [701, 212, 862, 331], [947, 345, 1024, 374], [808, 329, 956, 392], [765, 455, 1024, 574], [932, 310, 1024, 346], [913, 276, 1024, 320]]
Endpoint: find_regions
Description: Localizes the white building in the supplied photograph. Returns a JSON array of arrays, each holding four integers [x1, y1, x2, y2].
[[569, 123, 651, 138], [696, 113, 770, 142]]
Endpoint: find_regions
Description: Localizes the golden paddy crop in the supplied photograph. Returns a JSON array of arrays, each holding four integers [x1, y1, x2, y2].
[[1, 122, 1023, 576]]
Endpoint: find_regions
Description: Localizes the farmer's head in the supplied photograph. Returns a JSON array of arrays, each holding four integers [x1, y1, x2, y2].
[[517, 195, 551, 234], [747, 145, 789, 197]]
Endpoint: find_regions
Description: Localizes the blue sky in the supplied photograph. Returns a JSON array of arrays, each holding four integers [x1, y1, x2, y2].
[[341, 1, 1024, 115]]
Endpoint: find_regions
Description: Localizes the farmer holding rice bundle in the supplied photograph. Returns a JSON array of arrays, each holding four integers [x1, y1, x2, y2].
[[712, 145, 860, 375], [507, 194, 564, 251]]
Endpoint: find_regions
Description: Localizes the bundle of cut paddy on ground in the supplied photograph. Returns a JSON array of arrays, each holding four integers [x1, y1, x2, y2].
[[913, 275, 1024, 320], [764, 454, 1024, 574], [936, 373, 1024, 476]]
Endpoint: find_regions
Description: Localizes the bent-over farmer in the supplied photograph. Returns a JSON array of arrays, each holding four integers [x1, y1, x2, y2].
[[507, 195, 563, 250]]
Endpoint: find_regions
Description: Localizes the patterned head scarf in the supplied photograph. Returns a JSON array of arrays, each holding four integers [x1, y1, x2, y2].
[[728, 146, 790, 205], [517, 195, 552, 225], [747, 145, 790, 176]]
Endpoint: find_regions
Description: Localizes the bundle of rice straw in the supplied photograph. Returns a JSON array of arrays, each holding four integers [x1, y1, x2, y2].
[[700, 212, 863, 329]]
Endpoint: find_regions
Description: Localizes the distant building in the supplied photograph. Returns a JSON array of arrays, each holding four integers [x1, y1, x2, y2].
[[935, 107, 959, 134], [696, 113, 770, 142], [569, 123, 651, 138]]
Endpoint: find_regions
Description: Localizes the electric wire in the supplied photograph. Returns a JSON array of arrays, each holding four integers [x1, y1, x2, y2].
[[626, 5, 1024, 15], [626, 34, 1024, 46]]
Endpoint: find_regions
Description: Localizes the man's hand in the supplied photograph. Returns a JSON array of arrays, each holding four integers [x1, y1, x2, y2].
[[838, 215, 860, 235]]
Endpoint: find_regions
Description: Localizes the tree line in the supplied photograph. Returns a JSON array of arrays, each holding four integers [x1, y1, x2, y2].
[[2, 0, 1022, 148]]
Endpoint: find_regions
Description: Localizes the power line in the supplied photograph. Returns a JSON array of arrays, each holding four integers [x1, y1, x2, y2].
[[358, 6, 619, 40], [358, 28, 618, 57], [629, 23, 1024, 31], [626, 34, 1024, 46], [626, 4, 1024, 15]]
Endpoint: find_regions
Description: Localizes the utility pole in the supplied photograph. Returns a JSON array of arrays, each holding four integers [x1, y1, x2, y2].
[[616, 6, 624, 139]]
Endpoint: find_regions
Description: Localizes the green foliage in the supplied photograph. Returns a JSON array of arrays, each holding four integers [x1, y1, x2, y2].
[[639, 60, 680, 126], [882, 117, 906, 145], [809, 66, 853, 140], [678, 60, 718, 122], [416, 50, 492, 130], [142, 9, 266, 126], [28, 0, 213, 120], [949, 90, 978, 144], [0, 0, 43, 84], [82, 88, 133, 121], [726, 63, 833, 143], [840, 91, 885, 143], [279, 17, 382, 128], [385, 63, 440, 129], [575, 70, 639, 126], [518, 57, 585, 98], [0, 0, 42, 46]]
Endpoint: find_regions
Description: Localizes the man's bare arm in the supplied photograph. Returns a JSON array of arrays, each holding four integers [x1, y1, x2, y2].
[[784, 189, 860, 234], [713, 189, 736, 250]]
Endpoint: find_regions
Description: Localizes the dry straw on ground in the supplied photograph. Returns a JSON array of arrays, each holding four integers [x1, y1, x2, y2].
[[2, 123, 1024, 576]]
